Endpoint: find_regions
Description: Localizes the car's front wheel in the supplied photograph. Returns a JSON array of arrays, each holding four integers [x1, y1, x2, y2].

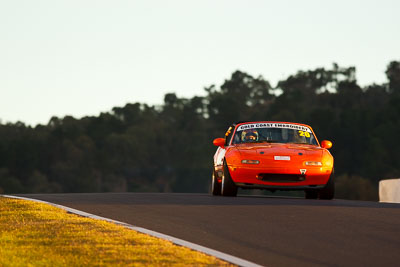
[[319, 173, 335, 200], [221, 161, 238, 197], [211, 169, 221, 196]]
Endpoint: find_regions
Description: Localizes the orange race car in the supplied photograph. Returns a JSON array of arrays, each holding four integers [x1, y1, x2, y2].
[[212, 121, 334, 199]]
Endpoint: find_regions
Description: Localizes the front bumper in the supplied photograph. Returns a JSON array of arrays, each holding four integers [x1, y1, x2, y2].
[[227, 164, 332, 187]]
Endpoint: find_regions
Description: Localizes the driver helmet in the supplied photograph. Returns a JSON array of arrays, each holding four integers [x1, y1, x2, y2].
[[242, 129, 259, 142]]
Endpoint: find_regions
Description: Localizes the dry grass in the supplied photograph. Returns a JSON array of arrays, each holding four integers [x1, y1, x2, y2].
[[0, 197, 232, 266]]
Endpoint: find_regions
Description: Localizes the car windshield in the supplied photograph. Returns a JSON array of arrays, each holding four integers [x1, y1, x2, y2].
[[231, 123, 318, 145]]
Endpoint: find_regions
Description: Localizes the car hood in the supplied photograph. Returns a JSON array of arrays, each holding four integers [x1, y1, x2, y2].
[[234, 143, 323, 160]]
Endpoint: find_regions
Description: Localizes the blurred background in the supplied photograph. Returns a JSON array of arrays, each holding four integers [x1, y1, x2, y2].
[[1, 1, 399, 200]]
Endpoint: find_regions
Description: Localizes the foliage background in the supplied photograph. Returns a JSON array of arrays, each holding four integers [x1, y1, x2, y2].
[[1, 61, 399, 200]]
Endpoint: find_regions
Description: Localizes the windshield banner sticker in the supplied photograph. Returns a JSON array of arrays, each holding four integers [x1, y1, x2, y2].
[[237, 123, 312, 133]]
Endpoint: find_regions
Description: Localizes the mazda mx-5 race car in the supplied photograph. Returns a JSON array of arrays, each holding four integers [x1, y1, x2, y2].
[[212, 121, 334, 199]]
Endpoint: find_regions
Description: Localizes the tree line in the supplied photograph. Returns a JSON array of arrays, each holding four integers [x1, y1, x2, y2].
[[1, 61, 399, 200]]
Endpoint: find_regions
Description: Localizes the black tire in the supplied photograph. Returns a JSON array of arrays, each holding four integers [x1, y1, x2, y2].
[[211, 169, 221, 196], [305, 189, 318, 199], [319, 173, 335, 200], [221, 161, 238, 197]]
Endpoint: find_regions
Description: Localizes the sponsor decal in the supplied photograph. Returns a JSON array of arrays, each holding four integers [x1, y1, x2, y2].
[[274, 156, 291, 161], [237, 123, 312, 133], [300, 169, 307, 175]]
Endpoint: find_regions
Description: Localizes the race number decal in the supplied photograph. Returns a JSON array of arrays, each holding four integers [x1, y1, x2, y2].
[[298, 130, 311, 138]]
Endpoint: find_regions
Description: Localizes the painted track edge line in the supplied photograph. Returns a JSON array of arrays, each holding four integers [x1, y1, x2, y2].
[[2, 195, 263, 267]]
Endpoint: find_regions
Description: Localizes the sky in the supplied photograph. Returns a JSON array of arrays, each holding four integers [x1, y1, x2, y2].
[[1, 0, 399, 126]]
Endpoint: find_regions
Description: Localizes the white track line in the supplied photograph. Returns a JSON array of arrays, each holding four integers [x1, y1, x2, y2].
[[2, 195, 263, 267]]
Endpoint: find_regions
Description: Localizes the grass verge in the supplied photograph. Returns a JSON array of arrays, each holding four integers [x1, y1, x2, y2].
[[0, 197, 232, 266]]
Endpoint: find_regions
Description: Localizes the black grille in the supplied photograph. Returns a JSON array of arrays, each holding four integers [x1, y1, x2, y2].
[[257, 173, 305, 183]]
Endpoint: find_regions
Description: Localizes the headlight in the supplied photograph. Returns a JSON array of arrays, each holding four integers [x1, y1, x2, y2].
[[321, 151, 334, 167], [242, 160, 260, 164], [322, 158, 333, 167], [305, 161, 322, 166]]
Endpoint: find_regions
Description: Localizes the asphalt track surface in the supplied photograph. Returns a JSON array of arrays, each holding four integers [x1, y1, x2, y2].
[[16, 193, 400, 267]]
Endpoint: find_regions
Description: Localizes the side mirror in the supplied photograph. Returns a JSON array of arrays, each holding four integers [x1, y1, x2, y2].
[[213, 138, 225, 148], [321, 140, 333, 149]]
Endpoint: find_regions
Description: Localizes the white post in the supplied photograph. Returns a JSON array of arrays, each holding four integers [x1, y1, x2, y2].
[[379, 179, 400, 203]]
